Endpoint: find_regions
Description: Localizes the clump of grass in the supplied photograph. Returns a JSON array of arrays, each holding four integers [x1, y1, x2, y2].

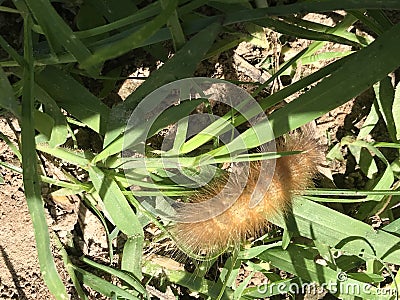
[[0, 1, 399, 299]]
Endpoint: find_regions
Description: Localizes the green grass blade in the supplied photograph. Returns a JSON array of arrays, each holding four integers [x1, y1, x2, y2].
[[121, 235, 145, 280], [162, 0, 186, 50], [80, 0, 178, 69], [88, 166, 144, 238], [75, 2, 160, 39], [394, 82, 400, 141], [54, 237, 88, 300], [0, 132, 22, 161], [0, 34, 26, 67], [358, 101, 380, 139], [142, 260, 233, 300], [103, 21, 221, 149], [20, 14, 68, 300], [272, 197, 400, 265], [255, 18, 361, 48], [36, 143, 91, 167], [223, 1, 400, 25], [256, 244, 382, 299], [23, 0, 97, 74], [0, 67, 20, 117], [34, 84, 68, 147], [72, 265, 141, 300], [374, 77, 398, 142], [35, 66, 110, 134], [81, 256, 147, 296], [267, 21, 400, 140]]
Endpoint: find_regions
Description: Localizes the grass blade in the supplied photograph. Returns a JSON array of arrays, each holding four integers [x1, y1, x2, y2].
[[23, 0, 96, 74], [20, 14, 68, 299], [0, 67, 20, 117], [81, 256, 147, 296], [102, 21, 221, 149], [88, 166, 144, 235], [224, 1, 400, 25], [272, 197, 400, 265], [80, 0, 178, 69], [35, 66, 110, 134], [394, 82, 400, 141], [72, 265, 141, 299], [374, 77, 397, 142]]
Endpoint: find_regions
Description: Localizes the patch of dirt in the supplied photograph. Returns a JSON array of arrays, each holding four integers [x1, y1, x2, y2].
[[0, 116, 56, 299]]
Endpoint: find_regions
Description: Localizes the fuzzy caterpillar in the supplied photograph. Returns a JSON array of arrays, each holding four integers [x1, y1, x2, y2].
[[170, 127, 324, 257]]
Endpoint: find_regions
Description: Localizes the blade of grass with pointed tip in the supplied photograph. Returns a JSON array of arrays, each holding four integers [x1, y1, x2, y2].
[[20, 14, 68, 299]]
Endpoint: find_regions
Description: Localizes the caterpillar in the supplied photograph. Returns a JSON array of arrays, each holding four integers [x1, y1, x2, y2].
[[169, 126, 325, 257]]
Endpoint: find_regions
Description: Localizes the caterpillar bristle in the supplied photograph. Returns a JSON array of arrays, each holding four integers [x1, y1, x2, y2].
[[171, 126, 325, 257]]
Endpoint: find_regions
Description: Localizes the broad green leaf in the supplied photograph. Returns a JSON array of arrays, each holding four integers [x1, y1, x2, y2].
[[382, 217, 400, 235]]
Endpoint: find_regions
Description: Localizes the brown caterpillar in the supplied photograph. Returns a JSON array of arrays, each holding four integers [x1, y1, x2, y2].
[[170, 126, 324, 257]]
